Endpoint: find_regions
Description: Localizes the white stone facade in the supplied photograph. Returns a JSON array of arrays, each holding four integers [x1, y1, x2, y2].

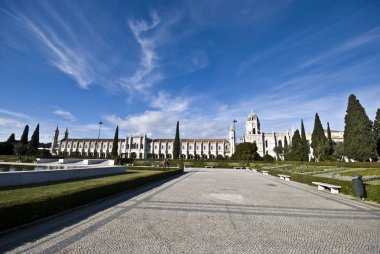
[[51, 129, 230, 159], [51, 112, 343, 160]]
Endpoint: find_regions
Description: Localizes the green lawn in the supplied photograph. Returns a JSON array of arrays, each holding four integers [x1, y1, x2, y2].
[[0, 170, 161, 207], [339, 168, 380, 176], [0, 168, 183, 231]]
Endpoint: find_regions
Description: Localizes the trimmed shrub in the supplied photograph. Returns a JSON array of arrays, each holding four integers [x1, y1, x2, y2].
[[0, 169, 183, 231]]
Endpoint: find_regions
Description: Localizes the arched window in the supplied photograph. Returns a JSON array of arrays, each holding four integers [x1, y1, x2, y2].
[[253, 128, 256, 134], [265, 140, 268, 147]]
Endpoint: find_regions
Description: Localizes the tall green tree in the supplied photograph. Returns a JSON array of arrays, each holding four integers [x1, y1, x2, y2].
[[112, 126, 119, 157], [288, 130, 302, 161], [344, 94, 376, 161], [284, 136, 289, 160], [311, 113, 329, 161], [7, 133, 16, 143], [374, 108, 380, 157], [173, 121, 180, 159], [326, 122, 334, 155], [20, 125, 29, 145], [300, 120, 310, 161], [28, 124, 39, 152], [232, 142, 260, 160]]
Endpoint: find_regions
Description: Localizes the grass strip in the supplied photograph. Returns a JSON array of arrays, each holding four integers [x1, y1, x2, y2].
[[0, 169, 183, 231], [263, 168, 380, 204]]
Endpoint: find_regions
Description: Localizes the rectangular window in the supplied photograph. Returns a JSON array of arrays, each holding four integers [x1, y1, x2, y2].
[[211, 146, 213, 150], [196, 146, 199, 150], [141, 144, 143, 149], [162, 145, 164, 149], [168, 145, 171, 149], [155, 145, 157, 149], [182, 145, 184, 149], [189, 146, 192, 149], [218, 146, 221, 150]]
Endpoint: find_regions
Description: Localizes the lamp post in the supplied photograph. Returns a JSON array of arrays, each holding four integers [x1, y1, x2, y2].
[[95, 121, 103, 158]]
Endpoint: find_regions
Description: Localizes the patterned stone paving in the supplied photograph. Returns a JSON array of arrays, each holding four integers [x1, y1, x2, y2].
[[1, 168, 379, 253]]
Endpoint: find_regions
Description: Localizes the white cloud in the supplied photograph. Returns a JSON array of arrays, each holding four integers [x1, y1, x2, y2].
[[4, 7, 96, 89], [0, 108, 31, 119], [150, 91, 192, 113], [121, 11, 162, 94], [53, 109, 76, 121]]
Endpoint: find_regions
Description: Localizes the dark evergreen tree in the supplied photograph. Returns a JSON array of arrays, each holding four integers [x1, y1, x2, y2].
[[326, 122, 334, 155], [232, 142, 260, 160], [28, 124, 39, 154], [311, 113, 329, 161], [288, 130, 302, 161], [374, 108, 380, 157], [344, 94, 376, 161], [7, 133, 16, 143], [112, 126, 119, 157], [284, 136, 289, 160], [0, 142, 14, 155], [173, 121, 180, 159], [300, 120, 310, 161], [20, 125, 29, 145]]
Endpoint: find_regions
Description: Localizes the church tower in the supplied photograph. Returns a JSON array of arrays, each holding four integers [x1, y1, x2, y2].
[[51, 126, 59, 155], [229, 120, 236, 157], [246, 111, 260, 135], [64, 128, 69, 140]]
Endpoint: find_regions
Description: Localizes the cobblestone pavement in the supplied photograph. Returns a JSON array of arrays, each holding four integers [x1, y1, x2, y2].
[[1, 168, 380, 253]]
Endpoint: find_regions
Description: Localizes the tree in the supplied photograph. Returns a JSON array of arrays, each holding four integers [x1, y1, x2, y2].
[[263, 154, 275, 162], [287, 130, 303, 161], [173, 121, 180, 159], [28, 124, 39, 154], [344, 94, 376, 161], [20, 125, 29, 145], [7, 133, 15, 143], [326, 122, 334, 155], [333, 142, 344, 158], [0, 142, 14, 155], [300, 120, 310, 161], [232, 142, 260, 160], [374, 108, 380, 157], [284, 136, 289, 160], [112, 126, 119, 157], [311, 113, 329, 161]]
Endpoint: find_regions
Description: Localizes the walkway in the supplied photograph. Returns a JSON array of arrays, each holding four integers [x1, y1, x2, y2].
[[1, 168, 380, 253]]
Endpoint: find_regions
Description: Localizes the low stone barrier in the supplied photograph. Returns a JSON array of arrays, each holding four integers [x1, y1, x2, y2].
[[0, 166, 125, 187]]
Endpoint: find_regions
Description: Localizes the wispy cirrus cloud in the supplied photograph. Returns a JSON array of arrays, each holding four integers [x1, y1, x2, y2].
[[1, 5, 97, 89], [53, 109, 76, 121], [298, 26, 380, 70], [120, 11, 162, 95], [0, 108, 31, 119]]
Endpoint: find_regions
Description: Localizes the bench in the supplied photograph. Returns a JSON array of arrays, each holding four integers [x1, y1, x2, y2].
[[261, 171, 269, 175], [126, 164, 134, 167], [312, 182, 341, 194], [152, 164, 160, 168], [234, 167, 244, 169], [277, 174, 291, 181], [204, 166, 214, 168]]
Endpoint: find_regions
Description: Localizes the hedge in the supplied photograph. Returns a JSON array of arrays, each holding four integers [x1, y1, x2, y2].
[[264, 168, 380, 203], [0, 169, 183, 231]]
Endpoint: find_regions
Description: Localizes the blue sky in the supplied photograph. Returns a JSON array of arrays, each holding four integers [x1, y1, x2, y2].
[[1, 0, 380, 142]]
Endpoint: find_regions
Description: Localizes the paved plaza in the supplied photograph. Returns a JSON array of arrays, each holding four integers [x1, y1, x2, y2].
[[1, 168, 380, 253]]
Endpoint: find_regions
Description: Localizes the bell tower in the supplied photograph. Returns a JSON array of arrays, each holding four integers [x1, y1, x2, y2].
[[246, 111, 260, 135]]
